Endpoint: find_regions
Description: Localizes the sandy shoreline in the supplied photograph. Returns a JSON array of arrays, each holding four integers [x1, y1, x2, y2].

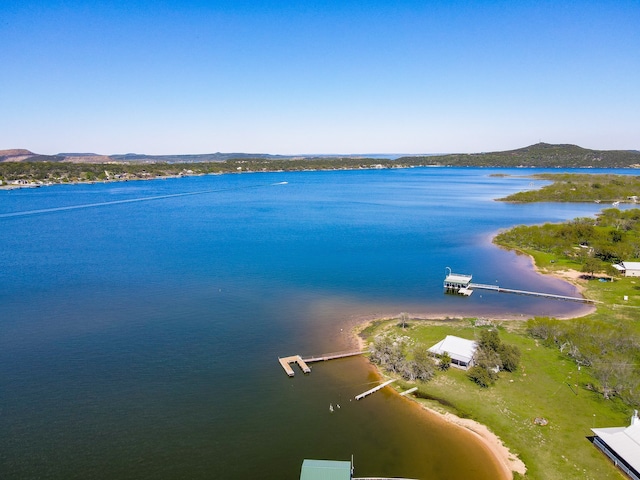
[[352, 265, 594, 479]]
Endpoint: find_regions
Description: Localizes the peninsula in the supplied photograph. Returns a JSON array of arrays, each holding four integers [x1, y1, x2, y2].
[[358, 198, 640, 479]]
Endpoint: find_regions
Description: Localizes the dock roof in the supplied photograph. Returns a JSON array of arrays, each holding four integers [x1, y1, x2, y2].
[[444, 273, 472, 285], [300, 459, 351, 480]]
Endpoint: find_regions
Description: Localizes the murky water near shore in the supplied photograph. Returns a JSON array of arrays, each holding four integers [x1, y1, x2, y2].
[[0, 167, 629, 478]]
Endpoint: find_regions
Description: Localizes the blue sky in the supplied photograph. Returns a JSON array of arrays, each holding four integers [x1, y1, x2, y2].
[[1, 0, 639, 155]]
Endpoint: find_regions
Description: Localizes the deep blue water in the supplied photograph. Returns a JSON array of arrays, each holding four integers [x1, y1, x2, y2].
[[0, 167, 633, 479]]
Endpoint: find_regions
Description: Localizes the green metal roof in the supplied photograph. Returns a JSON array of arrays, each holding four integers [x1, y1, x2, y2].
[[300, 459, 351, 480]]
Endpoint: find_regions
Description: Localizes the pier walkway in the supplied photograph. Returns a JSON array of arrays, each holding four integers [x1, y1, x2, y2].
[[303, 350, 364, 363], [279, 350, 364, 376], [355, 379, 396, 400], [468, 282, 598, 303]]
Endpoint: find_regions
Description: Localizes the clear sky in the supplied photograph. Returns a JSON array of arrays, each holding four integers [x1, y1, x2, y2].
[[1, 0, 639, 155]]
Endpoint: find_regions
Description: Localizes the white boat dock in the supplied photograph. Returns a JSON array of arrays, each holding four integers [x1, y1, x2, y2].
[[399, 387, 418, 396], [444, 267, 597, 303], [355, 379, 396, 400]]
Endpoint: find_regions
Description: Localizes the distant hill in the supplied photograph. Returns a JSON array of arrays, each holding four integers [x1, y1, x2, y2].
[[2, 143, 639, 168], [396, 143, 640, 168], [0, 149, 37, 162]]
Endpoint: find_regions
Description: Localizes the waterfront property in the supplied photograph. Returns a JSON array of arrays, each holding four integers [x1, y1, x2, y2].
[[613, 262, 640, 277], [591, 410, 640, 480], [428, 335, 477, 370]]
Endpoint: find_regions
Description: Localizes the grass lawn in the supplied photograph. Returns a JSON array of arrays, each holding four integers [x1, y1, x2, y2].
[[363, 319, 633, 480]]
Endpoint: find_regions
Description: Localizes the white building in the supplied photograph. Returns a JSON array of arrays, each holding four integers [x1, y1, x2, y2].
[[591, 410, 640, 480], [428, 335, 477, 370], [613, 262, 640, 277]]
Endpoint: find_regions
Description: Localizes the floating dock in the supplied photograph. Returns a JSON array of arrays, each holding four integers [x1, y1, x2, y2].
[[279, 350, 364, 376], [355, 379, 396, 400]]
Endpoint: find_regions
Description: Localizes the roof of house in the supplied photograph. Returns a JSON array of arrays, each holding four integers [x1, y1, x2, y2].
[[444, 273, 473, 285], [592, 419, 640, 474], [622, 261, 640, 270], [428, 335, 477, 364], [300, 459, 351, 480]]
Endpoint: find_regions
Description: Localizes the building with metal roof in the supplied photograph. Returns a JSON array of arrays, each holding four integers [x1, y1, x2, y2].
[[428, 335, 478, 369], [591, 410, 640, 479], [613, 262, 640, 277]]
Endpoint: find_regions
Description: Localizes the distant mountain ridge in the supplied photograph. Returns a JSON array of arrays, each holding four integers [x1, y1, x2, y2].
[[1, 143, 639, 168]]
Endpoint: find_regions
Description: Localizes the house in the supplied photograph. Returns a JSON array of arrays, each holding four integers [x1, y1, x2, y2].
[[428, 335, 477, 370], [591, 410, 640, 480], [613, 262, 640, 277], [300, 459, 352, 480]]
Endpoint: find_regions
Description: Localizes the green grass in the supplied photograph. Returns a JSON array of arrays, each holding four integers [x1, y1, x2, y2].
[[364, 320, 633, 480], [506, 244, 640, 334]]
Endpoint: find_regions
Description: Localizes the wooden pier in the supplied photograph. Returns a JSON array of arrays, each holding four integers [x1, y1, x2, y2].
[[355, 379, 396, 400], [278, 355, 311, 377], [279, 350, 364, 376], [303, 350, 364, 363]]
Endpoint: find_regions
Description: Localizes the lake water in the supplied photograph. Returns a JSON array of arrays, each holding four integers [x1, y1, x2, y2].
[[0, 167, 630, 479]]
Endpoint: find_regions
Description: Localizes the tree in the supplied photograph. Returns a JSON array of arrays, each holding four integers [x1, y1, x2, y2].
[[438, 351, 451, 371], [478, 329, 501, 352], [401, 346, 435, 382], [468, 366, 494, 388], [498, 344, 521, 372], [581, 256, 601, 278]]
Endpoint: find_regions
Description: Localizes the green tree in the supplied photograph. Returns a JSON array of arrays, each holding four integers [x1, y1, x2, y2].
[[498, 344, 521, 372], [468, 366, 494, 388], [478, 329, 501, 352], [581, 256, 601, 278], [438, 351, 451, 371]]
